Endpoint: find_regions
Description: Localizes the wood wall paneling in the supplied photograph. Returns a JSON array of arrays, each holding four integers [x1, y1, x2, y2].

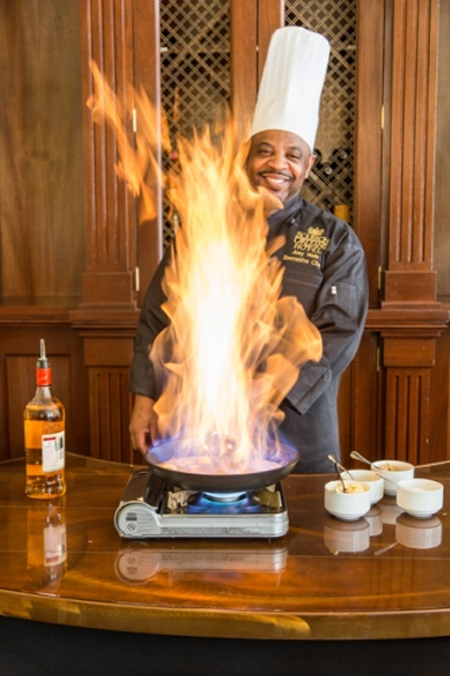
[[88, 367, 133, 462], [339, 332, 381, 467], [83, 335, 136, 367], [383, 336, 437, 368], [429, 324, 450, 462], [0, 0, 85, 300], [366, 303, 448, 463], [384, 368, 431, 465], [68, 308, 139, 462], [434, 0, 450, 296]]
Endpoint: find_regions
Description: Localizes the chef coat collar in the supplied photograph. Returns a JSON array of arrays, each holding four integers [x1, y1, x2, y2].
[[267, 194, 303, 237]]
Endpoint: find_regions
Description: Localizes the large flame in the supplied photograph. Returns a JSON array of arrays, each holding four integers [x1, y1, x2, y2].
[[88, 63, 322, 474]]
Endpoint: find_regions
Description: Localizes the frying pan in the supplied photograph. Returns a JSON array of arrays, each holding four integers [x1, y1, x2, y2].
[[145, 438, 299, 492]]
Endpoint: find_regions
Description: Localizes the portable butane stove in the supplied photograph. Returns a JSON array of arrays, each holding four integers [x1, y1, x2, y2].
[[114, 467, 289, 539]]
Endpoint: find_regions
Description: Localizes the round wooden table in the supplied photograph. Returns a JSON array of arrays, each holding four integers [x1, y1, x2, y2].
[[0, 455, 450, 676], [1, 453, 450, 645]]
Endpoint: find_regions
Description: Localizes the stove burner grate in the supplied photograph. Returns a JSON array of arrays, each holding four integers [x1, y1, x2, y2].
[[187, 491, 261, 515], [202, 491, 247, 503]]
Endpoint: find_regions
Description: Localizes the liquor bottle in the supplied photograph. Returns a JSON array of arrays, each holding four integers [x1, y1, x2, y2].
[[24, 339, 66, 498], [27, 498, 67, 587]]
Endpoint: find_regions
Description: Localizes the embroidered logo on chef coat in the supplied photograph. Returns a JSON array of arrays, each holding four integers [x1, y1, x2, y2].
[[283, 227, 330, 268]]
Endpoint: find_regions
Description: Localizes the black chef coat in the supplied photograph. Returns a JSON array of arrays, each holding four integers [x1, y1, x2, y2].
[[130, 194, 368, 473]]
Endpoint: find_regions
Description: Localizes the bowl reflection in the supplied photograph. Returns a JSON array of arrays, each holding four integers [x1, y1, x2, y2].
[[323, 517, 370, 554], [395, 513, 442, 550], [378, 496, 404, 525]]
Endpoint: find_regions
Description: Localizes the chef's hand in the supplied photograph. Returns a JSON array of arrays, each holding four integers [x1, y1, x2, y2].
[[129, 394, 159, 456]]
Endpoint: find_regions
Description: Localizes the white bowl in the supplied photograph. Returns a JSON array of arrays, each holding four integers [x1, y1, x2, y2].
[[324, 480, 371, 521], [342, 470, 384, 504], [371, 459, 414, 496], [396, 478, 444, 518]]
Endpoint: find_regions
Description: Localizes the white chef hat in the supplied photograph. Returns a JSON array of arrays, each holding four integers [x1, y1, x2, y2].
[[250, 26, 330, 152]]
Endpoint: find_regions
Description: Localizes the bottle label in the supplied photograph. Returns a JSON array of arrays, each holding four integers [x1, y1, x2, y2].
[[36, 367, 51, 386], [42, 431, 65, 472]]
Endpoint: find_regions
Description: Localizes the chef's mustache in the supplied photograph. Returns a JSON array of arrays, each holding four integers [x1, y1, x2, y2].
[[259, 171, 292, 180]]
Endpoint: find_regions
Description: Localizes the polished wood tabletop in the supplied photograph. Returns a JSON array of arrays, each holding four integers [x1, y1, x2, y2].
[[1, 453, 450, 641]]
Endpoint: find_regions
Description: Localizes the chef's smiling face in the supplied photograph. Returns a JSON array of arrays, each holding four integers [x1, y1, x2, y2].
[[246, 130, 316, 205]]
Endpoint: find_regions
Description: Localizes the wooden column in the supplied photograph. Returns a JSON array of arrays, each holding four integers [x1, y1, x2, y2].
[[73, 0, 162, 462], [230, 0, 284, 136], [78, 0, 136, 309], [230, 0, 257, 133], [354, 0, 385, 306], [134, 0, 163, 306], [383, 0, 439, 307], [257, 0, 285, 81]]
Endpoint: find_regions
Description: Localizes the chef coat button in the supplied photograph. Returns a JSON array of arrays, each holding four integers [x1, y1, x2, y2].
[[331, 286, 337, 295]]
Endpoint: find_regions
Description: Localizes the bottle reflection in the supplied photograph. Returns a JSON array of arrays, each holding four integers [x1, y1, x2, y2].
[[27, 498, 67, 587]]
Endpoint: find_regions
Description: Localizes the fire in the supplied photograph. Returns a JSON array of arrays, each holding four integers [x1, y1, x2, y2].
[[88, 63, 322, 475]]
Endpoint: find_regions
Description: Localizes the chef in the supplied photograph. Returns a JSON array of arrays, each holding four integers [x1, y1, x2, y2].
[[129, 26, 368, 473]]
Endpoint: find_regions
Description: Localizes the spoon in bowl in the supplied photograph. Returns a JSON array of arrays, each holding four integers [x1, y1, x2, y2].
[[350, 450, 395, 486], [328, 455, 355, 479], [350, 450, 372, 467], [328, 454, 354, 492]]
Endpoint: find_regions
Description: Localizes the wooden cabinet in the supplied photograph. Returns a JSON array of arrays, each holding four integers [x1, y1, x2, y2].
[[1, 0, 449, 466]]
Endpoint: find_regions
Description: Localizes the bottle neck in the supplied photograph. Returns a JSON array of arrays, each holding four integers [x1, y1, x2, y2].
[[35, 385, 53, 398]]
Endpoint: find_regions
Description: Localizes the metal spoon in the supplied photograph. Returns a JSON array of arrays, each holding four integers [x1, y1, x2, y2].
[[350, 450, 373, 467], [328, 454, 355, 480], [328, 454, 351, 492], [350, 450, 394, 485]]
